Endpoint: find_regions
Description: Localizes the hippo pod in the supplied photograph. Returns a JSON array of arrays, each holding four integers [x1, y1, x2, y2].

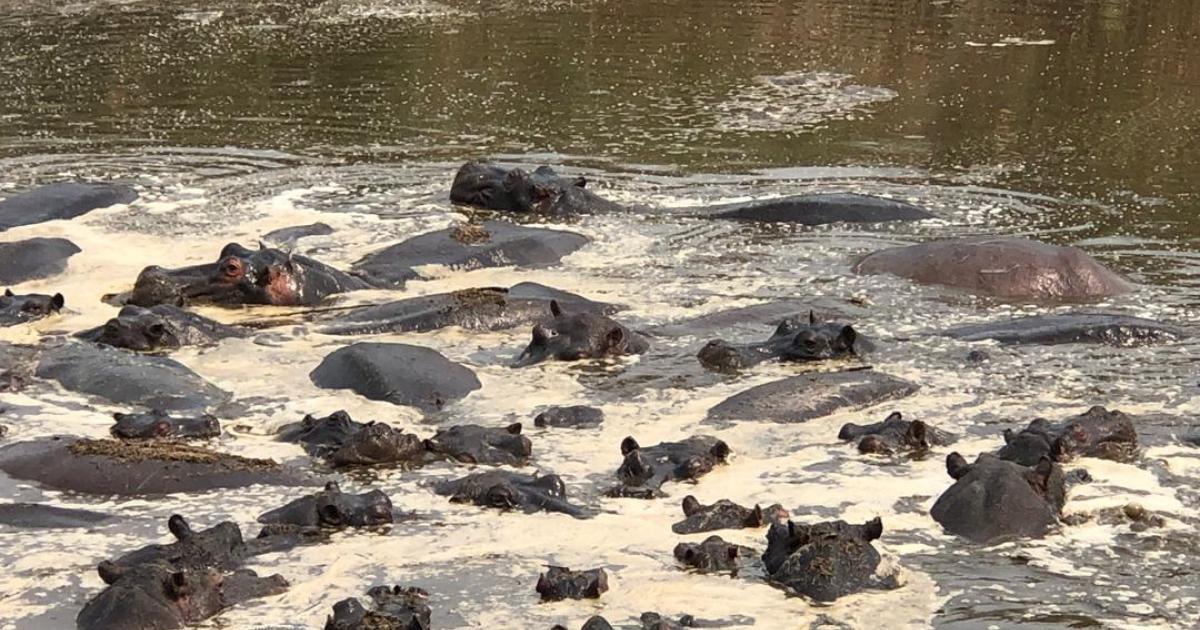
[[434, 469, 589, 518], [997, 406, 1138, 465], [0, 288, 63, 326], [945, 313, 1187, 346], [838, 411, 953, 456], [324, 585, 431, 630], [674, 535, 755, 574], [607, 435, 731, 499], [514, 300, 648, 367], [672, 495, 789, 534], [853, 237, 1132, 300], [697, 311, 871, 373], [930, 453, 1066, 543], [706, 368, 918, 425], [111, 410, 221, 440], [0, 237, 80, 284], [78, 304, 249, 352], [762, 517, 893, 601], [310, 343, 480, 412], [536, 566, 609, 601], [257, 481, 395, 536], [0, 181, 136, 231]]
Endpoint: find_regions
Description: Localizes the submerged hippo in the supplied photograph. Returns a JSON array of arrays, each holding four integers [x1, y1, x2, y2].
[[78, 304, 249, 351], [0, 503, 113, 529], [0, 181, 136, 231], [324, 585, 431, 630], [278, 412, 426, 468], [674, 535, 755, 574], [997, 406, 1138, 465], [257, 482, 394, 534], [697, 312, 871, 372], [945, 313, 1187, 346], [837, 411, 952, 456], [762, 517, 892, 601], [672, 496, 789, 534], [262, 222, 333, 245], [534, 405, 605, 428], [0, 289, 63, 326], [310, 343, 481, 412], [424, 423, 532, 466], [607, 436, 731, 498], [853, 237, 1132, 300], [104, 515, 249, 574], [706, 369, 918, 425], [513, 301, 649, 367], [930, 453, 1066, 543], [536, 566, 609, 601], [111, 410, 221, 440], [0, 237, 81, 284], [434, 469, 588, 518]]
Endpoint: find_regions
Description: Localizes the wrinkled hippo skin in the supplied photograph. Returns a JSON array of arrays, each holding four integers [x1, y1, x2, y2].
[[0, 437, 313, 495], [434, 470, 588, 518], [258, 481, 393, 532], [35, 342, 230, 411], [931, 452, 1066, 543], [551, 617, 615, 630], [762, 517, 887, 601], [536, 566, 609, 601], [697, 312, 871, 373], [674, 535, 754, 573], [310, 343, 480, 412], [283, 413, 427, 468], [706, 369, 918, 424], [0, 237, 81, 284], [78, 304, 249, 351], [853, 237, 1132, 300], [262, 222, 334, 244], [998, 406, 1138, 465], [534, 405, 605, 428], [112, 410, 221, 440], [451, 161, 623, 215], [608, 436, 731, 498], [838, 411, 952, 456], [325, 585, 431, 630], [0, 503, 112, 528], [0, 181, 136, 231], [319, 283, 618, 336], [514, 301, 648, 367], [945, 313, 1186, 346], [672, 495, 788, 534], [0, 289, 63, 326], [425, 423, 531, 466], [105, 515, 248, 573], [352, 221, 590, 286]]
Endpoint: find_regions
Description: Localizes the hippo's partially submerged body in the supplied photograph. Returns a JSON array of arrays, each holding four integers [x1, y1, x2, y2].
[[674, 535, 755, 574], [0, 237, 81, 284], [607, 436, 731, 498], [424, 423, 532, 466], [0, 503, 113, 528], [111, 410, 221, 440], [0, 181, 136, 231], [945, 313, 1186, 346], [837, 411, 952, 456], [0, 289, 63, 326], [930, 453, 1066, 543], [706, 369, 918, 425], [324, 585, 431, 630], [79, 304, 249, 351], [998, 406, 1138, 465], [257, 482, 394, 533], [310, 343, 480, 412], [697, 312, 871, 373], [853, 237, 1132, 300], [513, 301, 648, 367], [762, 517, 892, 601], [434, 469, 588, 518], [671, 496, 788, 534], [534, 405, 605, 428], [278, 412, 427, 468], [536, 566, 609, 601]]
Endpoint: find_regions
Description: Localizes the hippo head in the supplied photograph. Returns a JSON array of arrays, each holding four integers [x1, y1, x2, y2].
[[939, 452, 1067, 541], [762, 517, 883, 576], [258, 481, 394, 529], [111, 409, 221, 439], [425, 423, 532, 465], [329, 422, 427, 467], [1053, 406, 1138, 462], [93, 305, 180, 351], [451, 161, 587, 214], [779, 312, 861, 361], [513, 301, 644, 367], [129, 262, 214, 307], [80, 562, 225, 630], [505, 166, 588, 214], [1, 289, 64, 320], [198, 243, 303, 306]]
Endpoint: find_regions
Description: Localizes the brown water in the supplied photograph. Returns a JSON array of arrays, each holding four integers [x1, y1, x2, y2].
[[0, 1, 1198, 629]]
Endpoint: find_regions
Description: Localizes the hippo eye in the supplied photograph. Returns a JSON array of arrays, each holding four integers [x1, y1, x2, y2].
[[220, 257, 245, 279]]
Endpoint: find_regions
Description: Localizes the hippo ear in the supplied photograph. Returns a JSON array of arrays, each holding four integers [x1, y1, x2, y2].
[[808, 309, 817, 325], [167, 514, 192, 540], [908, 420, 928, 445], [748, 504, 764, 526], [620, 436, 640, 455], [863, 517, 884, 541], [839, 325, 858, 348], [604, 327, 626, 351], [946, 452, 969, 480], [1049, 438, 1068, 462], [50, 294, 64, 310], [550, 300, 563, 318], [681, 495, 701, 516], [324, 481, 340, 493], [3, 289, 11, 297], [319, 503, 343, 526], [97, 561, 124, 585], [886, 411, 902, 422], [709, 440, 732, 460], [1032, 457, 1055, 487], [1002, 428, 1015, 444], [505, 422, 522, 435]]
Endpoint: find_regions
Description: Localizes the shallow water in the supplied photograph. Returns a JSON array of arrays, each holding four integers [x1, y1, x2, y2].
[[0, 0, 1198, 628]]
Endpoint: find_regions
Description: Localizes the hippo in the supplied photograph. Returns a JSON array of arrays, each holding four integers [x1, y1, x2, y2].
[[997, 406, 1138, 465], [762, 517, 890, 601], [1062, 503, 1166, 532], [514, 301, 649, 367], [837, 411, 952, 456], [607, 436, 731, 498], [0, 289, 63, 326], [536, 566, 609, 601], [671, 496, 788, 534], [35, 342, 230, 411], [646, 298, 866, 339], [696, 312, 871, 373], [706, 369, 918, 425], [257, 482, 394, 534], [945, 313, 1187, 346], [351, 221, 590, 287], [674, 535, 755, 574], [434, 470, 588, 518], [104, 515, 249, 574], [534, 405, 605, 428], [638, 613, 754, 630], [424, 423, 532, 466], [317, 283, 618, 336], [324, 585, 431, 630], [0, 503, 113, 528], [310, 343, 481, 412], [930, 452, 1066, 543], [0, 237, 81, 284], [278, 413, 427, 468], [0, 437, 314, 495], [0, 181, 136, 231], [78, 304, 249, 351], [262, 222, 333, 245], [853, 237, 1132, 300], [111, 410, 221, 440], [551, 617, 615, 630]]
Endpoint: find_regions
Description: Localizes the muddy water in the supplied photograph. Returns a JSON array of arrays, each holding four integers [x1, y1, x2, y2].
[[0, 0, 1198, 628]]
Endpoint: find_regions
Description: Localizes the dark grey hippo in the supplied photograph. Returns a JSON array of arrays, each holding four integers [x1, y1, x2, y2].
[[762, 517, 892, 601], [551, 617, 615, 630], [0, 437, 315, 495], [0, 237, 81, 284], [513, 301, 648, 367], [104, 515, 249, 573], [0, 181, 136, 231], [0, 289, 63, 326], [262, 222, 334, 245], [0, 503, 113, 529], [111, 410, 221, 440], [424, 423, 532, 466], [324, 585, 431, 630], [853, 237, 1132, 300], [930, 452, 1066, 543], [997, 406, 1138, 465], [434, 469, 588, 518], [351, 221, 590, 287], [646, 298, 865, 339], [278, 412, 427, 468], [318, 283, 617, 336], [309, 343, 480, 412], [674, 535, 755, 574], [696, 311, 871, 373], [534, 405, 605, 428], [257, 481, 394, 533], [36, 342, 230, 411], [672, 496, 788, 534], [536, 566, 609, 601], [78, 304, 249, 352], [945, 313, 1186, 346], [837, 411, 953, 456], [607, 435, 731, 498], [706, 369, 918, 425]]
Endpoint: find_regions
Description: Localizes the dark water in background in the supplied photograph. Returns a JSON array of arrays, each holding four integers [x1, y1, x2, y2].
[[0, 1, 1199, 629]]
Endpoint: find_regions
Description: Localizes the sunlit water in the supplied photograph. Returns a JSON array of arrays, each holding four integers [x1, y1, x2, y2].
[[0, 1, 1198, 629]]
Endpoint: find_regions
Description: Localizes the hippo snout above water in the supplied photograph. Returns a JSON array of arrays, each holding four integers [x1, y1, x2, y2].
[[0, 289, 63, 327], [697, 310, 871, 372]]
